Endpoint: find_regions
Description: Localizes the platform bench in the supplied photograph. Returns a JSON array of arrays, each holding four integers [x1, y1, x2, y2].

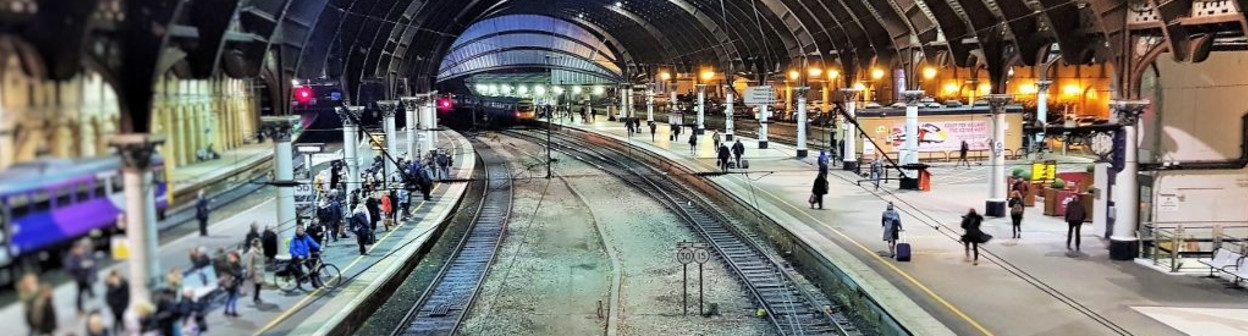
[[1199, 248, 1243, 278]]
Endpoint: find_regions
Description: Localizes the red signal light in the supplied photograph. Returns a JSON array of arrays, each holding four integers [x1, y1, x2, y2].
[[437, 97, 454, 111], [294, 86, 313, 104]]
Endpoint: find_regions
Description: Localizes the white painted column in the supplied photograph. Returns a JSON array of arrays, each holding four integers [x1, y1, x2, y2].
[[617, 86, 627, 120], [109, 134, 165, 305], [985, 94, 1013, 216], [1110, 100, 1149, 260], [1035, 81, 1052, 156], [724, 85, 735, 142], [795, 87, 809, 158], [1092, 161, 1111, 240], [380, 101, 398, 183], [841, 89, 862, 171], [262, 116, 299, 255], [696, 84, 706, 134], [646, 89, 654, 122], [338, 107, 362, 199], [627, 87, 635, 118], [403, 99, 417, 156], [901, 90, 924, 175], [423, 96, 437, 154], [758, 104, 770, 149]]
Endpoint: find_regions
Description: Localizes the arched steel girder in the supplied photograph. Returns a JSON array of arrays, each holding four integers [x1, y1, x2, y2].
[[705, 0, 796, 71], [440, 64, 621, 83], [663, 0, 740, 67], [599, 3, 683, 64], [441, 36, 623, 74], [450, 30, 619, 64], [436, 48, 623, 81]]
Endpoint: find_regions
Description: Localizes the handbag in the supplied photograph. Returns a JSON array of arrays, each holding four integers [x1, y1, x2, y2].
[[808, 194, 817, 204]]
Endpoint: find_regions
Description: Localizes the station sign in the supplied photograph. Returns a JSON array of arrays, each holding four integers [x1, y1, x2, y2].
[[744, 86, 777, 106], [294, 179, 315, 205]]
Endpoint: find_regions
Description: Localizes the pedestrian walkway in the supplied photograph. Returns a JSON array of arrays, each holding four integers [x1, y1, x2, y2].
[[0, 129, 477, 336], [561, 118, 1248, 336]]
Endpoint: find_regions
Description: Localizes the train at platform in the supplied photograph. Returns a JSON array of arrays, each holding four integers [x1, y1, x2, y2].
[[454, 95, 538, 124], [0, 156, 169, 287]]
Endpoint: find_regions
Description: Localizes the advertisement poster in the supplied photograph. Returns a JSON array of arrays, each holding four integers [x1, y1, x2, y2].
[[887, 120, 990, 152]]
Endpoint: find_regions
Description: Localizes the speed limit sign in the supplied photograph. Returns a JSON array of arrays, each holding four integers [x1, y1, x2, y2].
[[677, 248, 694, 264]]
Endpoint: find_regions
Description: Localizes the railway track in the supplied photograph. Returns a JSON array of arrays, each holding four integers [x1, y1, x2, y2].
[[506, 128, 859, 336], [391, 144, 514, 336]]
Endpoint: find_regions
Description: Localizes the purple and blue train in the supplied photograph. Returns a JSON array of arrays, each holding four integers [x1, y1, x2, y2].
[[0, 155, 168, 287]]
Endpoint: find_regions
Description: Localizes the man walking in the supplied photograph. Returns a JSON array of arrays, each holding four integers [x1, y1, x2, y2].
[[731, 139, 745, 168], [1065, 198, 1087, 251], [957, 140, 971, 168], [688, 133, 698, 156], [717, 144, 731, 172], [649, 122, 657, 141], [870, 157, 884, 191], [712, 129, 722, 150], [817, 150, 829, 176], [195, 190, 211, 236]]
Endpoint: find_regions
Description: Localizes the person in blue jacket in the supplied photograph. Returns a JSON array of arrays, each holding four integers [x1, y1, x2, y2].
[[289, 224, 323, 287]]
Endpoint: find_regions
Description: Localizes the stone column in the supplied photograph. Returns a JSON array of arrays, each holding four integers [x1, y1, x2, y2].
[[338, 107, 362, 201], [696, 83, 706, 135], [422, 94, 437, 155], [379, 100, 399, 183], [617, 86, 627, 120], [795, 86, 810, 158], [1110, 100, 1149, 260], [262, 116, 299, 255], [841, 88, 862, 171], [758, 104, 770, 149], [1034, 80, 1053, 156], [984, 94, 1013, 217], [646, 89, 655, 123], [901, 90, 925, 174], [174, 108, 187, 166], [0, 126, 13, 169], [627, 87, 635, 118], [402, 97, 418, 157], [724, 85, 735, 141], [109, 134, 165, 305]]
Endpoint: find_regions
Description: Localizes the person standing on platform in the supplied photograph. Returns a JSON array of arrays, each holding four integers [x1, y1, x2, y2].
[[105, 270, 129, 334], [27, 285, 56, 336], [245, 238, 265, 305], [244, 222, 261, 250], [717, 144, 731, 173], [671, 124, 680, 141], [436, 151, 452, 181], [262, 226, 278, 262], [712, 130, 722, 150], [352, 204, 371, 255], [882, 203, 903, 257], [732, 139, 745, 168], [870, 158, 884, 191], [837, 139, 845, 162], [1009, 191, 1026, 239], [649, 122, 657, 141], [64, 240, 97, 315], [221, 251, 243, 317], [688, 133, 698, 156], [961, 208, 989, 266], [810, 172, 829, 209], [398, 187, 411, 221], [1065, 198, 1087, 251], [195, 190, 211, 237], [817, 150, 829, 176], [957, 140, 971, 168]]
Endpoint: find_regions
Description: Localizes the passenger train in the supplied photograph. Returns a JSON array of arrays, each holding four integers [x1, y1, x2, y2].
[[456, 95, 538, 124], [0, 156, 169, 287]]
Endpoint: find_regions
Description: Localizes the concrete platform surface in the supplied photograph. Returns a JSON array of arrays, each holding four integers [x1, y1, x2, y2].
[[558, 117, 1248, 336]]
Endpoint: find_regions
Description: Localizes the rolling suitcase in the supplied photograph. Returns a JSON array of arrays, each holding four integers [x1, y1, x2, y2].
[[895, 234, 911, 262], [740, 159, 750, 169]]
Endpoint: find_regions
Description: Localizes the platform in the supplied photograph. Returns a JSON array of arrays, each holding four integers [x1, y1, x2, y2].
[[558, 117, 1248, 336], [0, 129, 477, 336]]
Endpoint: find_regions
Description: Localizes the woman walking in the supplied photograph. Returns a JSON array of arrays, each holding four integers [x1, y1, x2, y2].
[[221, 251, 244, 317], [881, 203, 903, 257], [960, 208, 990, 265], [1008, 191, 1025, 239], [245, 238, 266, 305], [105, 271, 129, 334], [810, 173, 829, 209]]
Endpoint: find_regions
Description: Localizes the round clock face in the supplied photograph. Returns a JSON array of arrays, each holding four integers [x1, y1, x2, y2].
[[1092, 133, 1115, 156]]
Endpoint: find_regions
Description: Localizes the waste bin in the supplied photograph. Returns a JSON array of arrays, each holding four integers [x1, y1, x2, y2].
[[899, 163, 930, 191], [919, 169, 932, 191]]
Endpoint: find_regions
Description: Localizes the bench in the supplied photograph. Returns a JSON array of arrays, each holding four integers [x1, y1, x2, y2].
[[1198, 248, 1243, 278], [182, 267, 221, 301], [1231, 258, 1248, 285]]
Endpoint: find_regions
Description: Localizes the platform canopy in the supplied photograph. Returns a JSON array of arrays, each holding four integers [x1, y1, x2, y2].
[[437, 15, 623, 83]]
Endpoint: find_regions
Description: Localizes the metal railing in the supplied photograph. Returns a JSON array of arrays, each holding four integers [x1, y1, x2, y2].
[[1140, 223, 1248, 272]]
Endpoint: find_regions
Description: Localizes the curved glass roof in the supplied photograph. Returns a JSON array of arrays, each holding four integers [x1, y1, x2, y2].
[[437, 14, 622, 82]]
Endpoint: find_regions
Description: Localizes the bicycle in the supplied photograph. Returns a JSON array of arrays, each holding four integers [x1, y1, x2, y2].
[[274, 253, 342, 293]]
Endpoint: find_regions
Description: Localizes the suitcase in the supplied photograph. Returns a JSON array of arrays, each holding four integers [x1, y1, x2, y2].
[[727, 161, 736, 169], [740, 159, 750, 169], [895, 242, 912, 262]]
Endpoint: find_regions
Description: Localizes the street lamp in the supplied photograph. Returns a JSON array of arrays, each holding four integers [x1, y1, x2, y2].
[[922, 67, 938, 80], [700, 69, 715, 82]]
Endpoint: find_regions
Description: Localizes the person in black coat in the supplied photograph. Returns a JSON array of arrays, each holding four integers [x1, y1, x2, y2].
[[244, 222, 261, 250], [811, 173, 829, 209], [717, 144, 731, 172], [961, 208, 989, 265], [195, 190, 211, 236], [649, 122, 657, 141], [351, 205, 372, 255], [365, 192, 381, 231], [731, 139, 745, 168], [64, 241, 97, 314], [262, 226, 279, 261], [1065, 198, 1088, 251], [105, 270, 129, 334]]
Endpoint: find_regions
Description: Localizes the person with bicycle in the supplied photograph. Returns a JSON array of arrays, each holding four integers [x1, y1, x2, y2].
[[288, 224, 323, 288]]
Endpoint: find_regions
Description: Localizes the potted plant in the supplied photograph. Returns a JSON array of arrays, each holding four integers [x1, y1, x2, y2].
[[1043, 178, 1067, 216]]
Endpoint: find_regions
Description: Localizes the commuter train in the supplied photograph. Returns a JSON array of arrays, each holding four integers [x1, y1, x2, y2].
[[457, 95, 538, 124], [0, 156, 169, 287]]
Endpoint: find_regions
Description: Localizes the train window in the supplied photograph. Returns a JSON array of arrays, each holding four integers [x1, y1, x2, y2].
[[31, 191, 50, 212], [111, 174, 123, 192], [94, 180, 107, 197], [55, 187, 72, 207], [77, 183, 92, 203], [7, 194, 30, 218]]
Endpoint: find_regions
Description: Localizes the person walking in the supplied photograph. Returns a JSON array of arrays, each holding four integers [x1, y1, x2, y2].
[[882, 202, 903, 257], [195, 190, 211, 236], [712, 130, 722, 150], [27, 285, 56, 336], [957, 140, 971, 168], [397, 187, 411, 221], [220, 251, 243, 317], [317, 199, 339, 243], [810, 172, 829, 209], [1065, 197, 1088, 251], [649, 122, 657, 141], [717, 144, 731, 172], [731, 139, 745, 168], [817, 150, 829, 176], [352, 204, 372, 255], [1009, 191, 1026, 239], [960, 208, 989, 265], [366, 191, 381, 232], [105, 270, 129, 335], [65, 240, 97, 315], [870, 158, 884, 190], [380, 191, 392, 231], [687, 133, 698, 156], [245, 238, 265, 305], [289, 224, 323, 288]]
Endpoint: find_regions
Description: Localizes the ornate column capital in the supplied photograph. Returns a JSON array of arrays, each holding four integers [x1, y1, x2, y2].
[[1035, 80, 1053, 91], [695, 83, 707, 91], [901, 90, 925, 105], [984, 94, 1014, 113], [400, 97, 419, 111], [839, 88, 862, 101], [260, 116, 300, 143], [377, 100, 399, 118], [794, 86, 810, 96], [109, 134, 166, 171], [1111, 99, 1150, 125], [336, 106, 363, 126]]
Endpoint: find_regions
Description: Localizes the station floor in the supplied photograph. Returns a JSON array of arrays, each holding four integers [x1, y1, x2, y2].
[[0, 130, 477, 336], [557, 115, 1248, 336]]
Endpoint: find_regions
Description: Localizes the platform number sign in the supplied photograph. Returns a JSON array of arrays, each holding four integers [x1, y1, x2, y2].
[[294, 180, 315, 206]]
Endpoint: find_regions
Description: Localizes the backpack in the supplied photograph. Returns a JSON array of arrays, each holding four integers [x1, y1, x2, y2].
[[1010, 201, 1025, 215]]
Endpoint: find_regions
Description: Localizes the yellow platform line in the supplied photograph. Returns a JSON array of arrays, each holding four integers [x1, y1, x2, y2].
[[255, 183, 445, 335]]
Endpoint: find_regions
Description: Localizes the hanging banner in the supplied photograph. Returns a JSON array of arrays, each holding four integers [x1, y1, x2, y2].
[[886, 120, 990, 152]]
